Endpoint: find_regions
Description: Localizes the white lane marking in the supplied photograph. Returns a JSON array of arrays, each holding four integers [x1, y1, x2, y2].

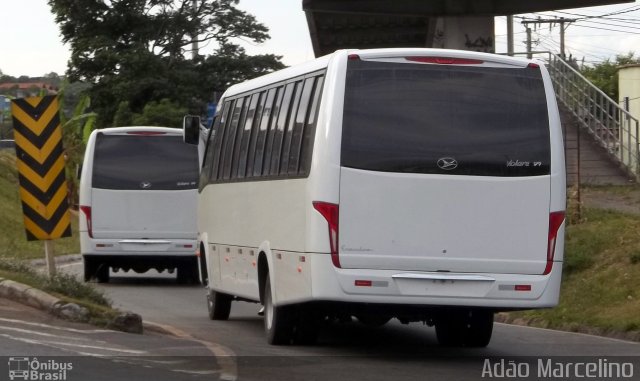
[[145, 320, 238, 381], [174, 369, 221, 375], [35, 340, 148, 354], [496, 322, 640, 345], [0, 333, 106, 356], [0, 330, 147, 354], [0, 325, 95, 341], [0, 317, 113, 334]]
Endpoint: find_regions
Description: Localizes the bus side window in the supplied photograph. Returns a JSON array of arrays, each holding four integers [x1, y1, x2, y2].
[[288, 77, 315, 174], [211, 101, 233, 182], [299, 76, 324, 175]]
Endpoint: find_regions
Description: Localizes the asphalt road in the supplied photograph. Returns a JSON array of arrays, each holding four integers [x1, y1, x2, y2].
[[57, 262, 640, 381], [0, 297, 227, 381]]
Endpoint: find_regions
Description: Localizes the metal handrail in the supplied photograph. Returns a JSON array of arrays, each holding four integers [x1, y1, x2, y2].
[[543, 52, 640, 180]]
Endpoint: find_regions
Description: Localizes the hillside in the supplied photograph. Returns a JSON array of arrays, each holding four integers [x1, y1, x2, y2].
[[502, 206, 640, 340]]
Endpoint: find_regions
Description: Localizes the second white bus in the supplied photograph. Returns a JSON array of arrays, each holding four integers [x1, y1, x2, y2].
[[186, 48, 566, 346]]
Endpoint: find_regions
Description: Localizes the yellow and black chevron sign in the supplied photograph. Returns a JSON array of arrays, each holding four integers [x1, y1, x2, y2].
[[11, 95, 72, 241]]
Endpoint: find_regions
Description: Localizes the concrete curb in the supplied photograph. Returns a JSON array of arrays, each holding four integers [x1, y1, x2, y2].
[[0, 277, 143, 334]]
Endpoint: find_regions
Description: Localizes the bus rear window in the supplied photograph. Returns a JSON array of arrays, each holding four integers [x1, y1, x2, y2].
[[92, 134, 198, 190], [341, 60, 551, 177]]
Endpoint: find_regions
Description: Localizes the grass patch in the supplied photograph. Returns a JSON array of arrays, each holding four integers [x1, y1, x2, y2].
[[0, 257, 109, 306], [0, 151, 79, 260], [582, 184, 639, 196], [509, 207, 640, 335], [0, 257, 117, 326]]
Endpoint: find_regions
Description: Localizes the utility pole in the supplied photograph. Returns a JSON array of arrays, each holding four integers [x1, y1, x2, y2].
[[191, 0, 199, 60], [559, 17, 567, 58], [526, 27, 532, 59], [521, 17, 576, 59], [507, 15, 514, 56]]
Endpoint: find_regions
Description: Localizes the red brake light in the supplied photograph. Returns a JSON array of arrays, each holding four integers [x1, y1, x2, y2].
[[544, 211, 565, 275], [355, 280, 372, 287], [313, 201, 340, 268], [515, 285, 532, 291], [348, 54, 360, 60], [126, 131, 167, 135], [80, 205, 93, 238], [406, 56, 483, 65], [528, 62, 540, 69]]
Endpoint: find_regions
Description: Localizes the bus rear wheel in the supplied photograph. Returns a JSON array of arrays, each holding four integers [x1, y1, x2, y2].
[[264, 276, 294, 345], [207, 289, 232, 320], [435, 309, 493, 347]]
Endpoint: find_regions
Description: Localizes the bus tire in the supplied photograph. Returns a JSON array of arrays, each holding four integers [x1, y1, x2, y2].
[[95, 263, 110, 283], [207, 289, 232, 320], [292, 306, 318, 345], [83, 257, 95, 282], [435, 309, 493, 347], [264, 276, 293, 345]]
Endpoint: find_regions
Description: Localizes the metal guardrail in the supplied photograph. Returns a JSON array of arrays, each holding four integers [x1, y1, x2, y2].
[[544, 53, 640, 180]]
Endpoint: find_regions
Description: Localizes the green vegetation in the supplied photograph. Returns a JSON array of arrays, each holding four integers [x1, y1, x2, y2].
[[508, 208, 640, 336], [0, 151, 79, 260], [0, 150, 118, 327], [0, 257, 116, 326], [581, 52, 639, 100], [48, 0, 285, 128]]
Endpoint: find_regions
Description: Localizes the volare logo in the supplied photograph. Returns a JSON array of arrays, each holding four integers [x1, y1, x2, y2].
[[8, 357, 73, 381]]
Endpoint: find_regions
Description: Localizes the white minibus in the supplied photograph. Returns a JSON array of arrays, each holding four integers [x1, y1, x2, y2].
[[80, 127, 200, 283], [185, 48, 566, 346]]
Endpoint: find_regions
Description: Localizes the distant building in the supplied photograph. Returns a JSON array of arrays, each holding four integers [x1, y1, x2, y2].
[[618, 64, 640, 171], [0, 95, 10, 121], [0, 82, 59, 98]]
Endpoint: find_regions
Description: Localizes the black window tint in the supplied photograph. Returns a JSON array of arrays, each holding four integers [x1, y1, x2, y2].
[[93, 134, 198, 190], [200, 117, 217, 187], [299, 76, 324, 175], [233, 95, 256, 178], [253, 88, 277, 177], [269, 83, 295, 176], [263, 86, 285, 176], [221, 97, 244, 179], [280, 81, 303, 174], [288, 77, 315, 174], [246, 91, 267, 178], [211, 101, 232, 181], [342, 61, 550, 177]]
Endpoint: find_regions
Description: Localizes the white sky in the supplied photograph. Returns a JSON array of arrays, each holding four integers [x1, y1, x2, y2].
[[0, 0, 639, 77]]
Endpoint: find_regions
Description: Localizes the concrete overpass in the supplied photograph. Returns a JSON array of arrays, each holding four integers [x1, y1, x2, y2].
[[303, 0, 633, 56]]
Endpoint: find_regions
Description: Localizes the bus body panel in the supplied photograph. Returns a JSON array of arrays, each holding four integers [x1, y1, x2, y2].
[[201, 48, 565, 318], [79, 127, 199, 278], [339, 170, 551, 274], [92, 188, 197, 240]]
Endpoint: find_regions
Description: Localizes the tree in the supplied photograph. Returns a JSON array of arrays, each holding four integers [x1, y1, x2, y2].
[[581, 52, 639, 100], [48, 0, 284, 127], [112, 101, 134, 127], [131, 98, 188, 127]]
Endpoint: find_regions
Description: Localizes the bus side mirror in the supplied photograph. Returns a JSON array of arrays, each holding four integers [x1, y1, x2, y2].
[[183, 115, 201, 145]]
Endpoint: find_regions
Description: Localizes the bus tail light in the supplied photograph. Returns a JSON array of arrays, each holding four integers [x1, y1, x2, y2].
[[406, 57, 483, 65], [126, 131, 167, 135], [544, 211, 565, 275], [313, 201, 340, 268], [80, 205, 93, 238]]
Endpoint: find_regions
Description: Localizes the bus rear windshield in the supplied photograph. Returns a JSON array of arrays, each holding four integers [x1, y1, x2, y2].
[[341, 60, 551, 177], [92, 134, 198, 190]]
